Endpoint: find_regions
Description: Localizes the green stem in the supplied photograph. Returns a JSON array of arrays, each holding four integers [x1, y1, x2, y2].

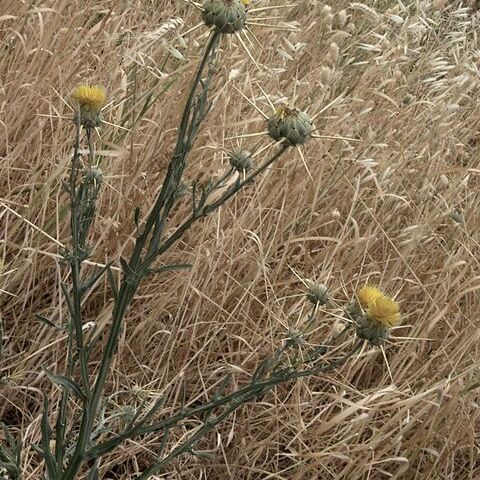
[[61, 284, 135, 479], [54, 119, 83, 469], [153, 144, 288, 258], [71, 260, 90, 393], [68, 122, 92, 396], [130, 30, 221, 272], [85, 340, 362, 463], [61, 31, 222, 480], [135, 341, 363, 479]]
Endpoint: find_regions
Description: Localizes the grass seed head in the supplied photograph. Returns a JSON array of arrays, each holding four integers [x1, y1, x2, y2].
[[202, 0, 248, 34], [267, 105, 313, 146]]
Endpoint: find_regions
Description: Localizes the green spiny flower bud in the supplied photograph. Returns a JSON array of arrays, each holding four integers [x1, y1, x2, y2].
[[203, 0, 248, 34], [229, 149, 252, 172], [345, 300, 362, 321], [356, 314, 389, 346], [267, 105, 313, 146], [306, 282, 328, 306], [285, 329, 305, 348], [89, 166, 103, 183]]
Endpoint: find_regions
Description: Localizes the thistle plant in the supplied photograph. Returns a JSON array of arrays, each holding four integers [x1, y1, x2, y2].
[[0, 3, 403, 479], [347, 286, 402, 346]]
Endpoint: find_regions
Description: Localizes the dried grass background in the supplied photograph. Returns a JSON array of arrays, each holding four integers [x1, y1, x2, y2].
[[1, 0, 480, 479]]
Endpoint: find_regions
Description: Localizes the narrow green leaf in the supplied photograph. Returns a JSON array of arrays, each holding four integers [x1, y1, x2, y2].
[[0, 316, 3, 360], [86, 459, 100, 480], [148, 264, 192, 275], [213, 373, 232, 401], [191, 450, 215, 460], [40, 396, 58, 478], [134, 207, 141, 228], [44, 368, 86, 402], [30, 443, 43, 455], [138, 397, 165, 427], [125, 399, 148, 431], [120, 256, 138, 285], [34, 313, 60, 330], [60, 282, 75, 316], [81, 263, 111, 293], [106, 264, 118, 302]]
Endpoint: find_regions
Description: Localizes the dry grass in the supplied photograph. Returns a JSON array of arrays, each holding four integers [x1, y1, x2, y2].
[[1, 0, 480, 478]]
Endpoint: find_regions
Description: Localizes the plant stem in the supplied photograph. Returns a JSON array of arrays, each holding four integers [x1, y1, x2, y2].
[[135, 341, 363, 479], [153, 144, 289, 257], [68, 122, 91, 395], [61, 30, 222, 480], [54, 119, 95, 473], [85, 340, 362, 463], [54, 119, 82, 469], [130, 30, 221, 272]]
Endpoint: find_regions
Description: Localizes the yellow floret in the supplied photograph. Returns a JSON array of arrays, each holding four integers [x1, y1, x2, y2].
[[274, 104, 290, 120], [357, 285, 384, 309], [71, 84, 106, 112], [366, 295, 401, 328]]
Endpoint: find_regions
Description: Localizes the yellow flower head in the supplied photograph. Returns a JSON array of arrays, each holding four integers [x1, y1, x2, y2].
[[357, 285, 384, 309], [71, 84, 106, 113], [274, 104, 293, 121], [354, 285, 401, 344], [240, 0, 250, 5], [366, 294, 401, 328]]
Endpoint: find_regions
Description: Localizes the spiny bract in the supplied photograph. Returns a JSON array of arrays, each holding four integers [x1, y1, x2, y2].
[[267, 105, 313, 146], [202, 0, 248, 34]]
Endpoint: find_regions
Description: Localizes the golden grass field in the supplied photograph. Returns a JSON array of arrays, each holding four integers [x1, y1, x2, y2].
[[1, 0, 480, 478]]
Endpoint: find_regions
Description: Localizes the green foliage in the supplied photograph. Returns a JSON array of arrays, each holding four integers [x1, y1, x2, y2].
[[0, 7, 361, 480]]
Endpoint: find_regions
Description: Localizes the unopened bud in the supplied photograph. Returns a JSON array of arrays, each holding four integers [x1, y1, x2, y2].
[[229, 150, 253, 172], [202, 0, 248, 34], [306, 282, 328, 306]]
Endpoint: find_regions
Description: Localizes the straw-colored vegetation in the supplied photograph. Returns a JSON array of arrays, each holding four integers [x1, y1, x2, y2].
[[1, 0, 480, 478]]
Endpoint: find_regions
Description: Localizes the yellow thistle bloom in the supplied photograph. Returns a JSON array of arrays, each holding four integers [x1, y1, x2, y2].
[[274, 104, 289, 120], [354, 285, 401, 345], [71, 84, 106, 128], [366, 294, 401, 328], [71, 84, 106, 113], [357, 285, 383, 309]]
